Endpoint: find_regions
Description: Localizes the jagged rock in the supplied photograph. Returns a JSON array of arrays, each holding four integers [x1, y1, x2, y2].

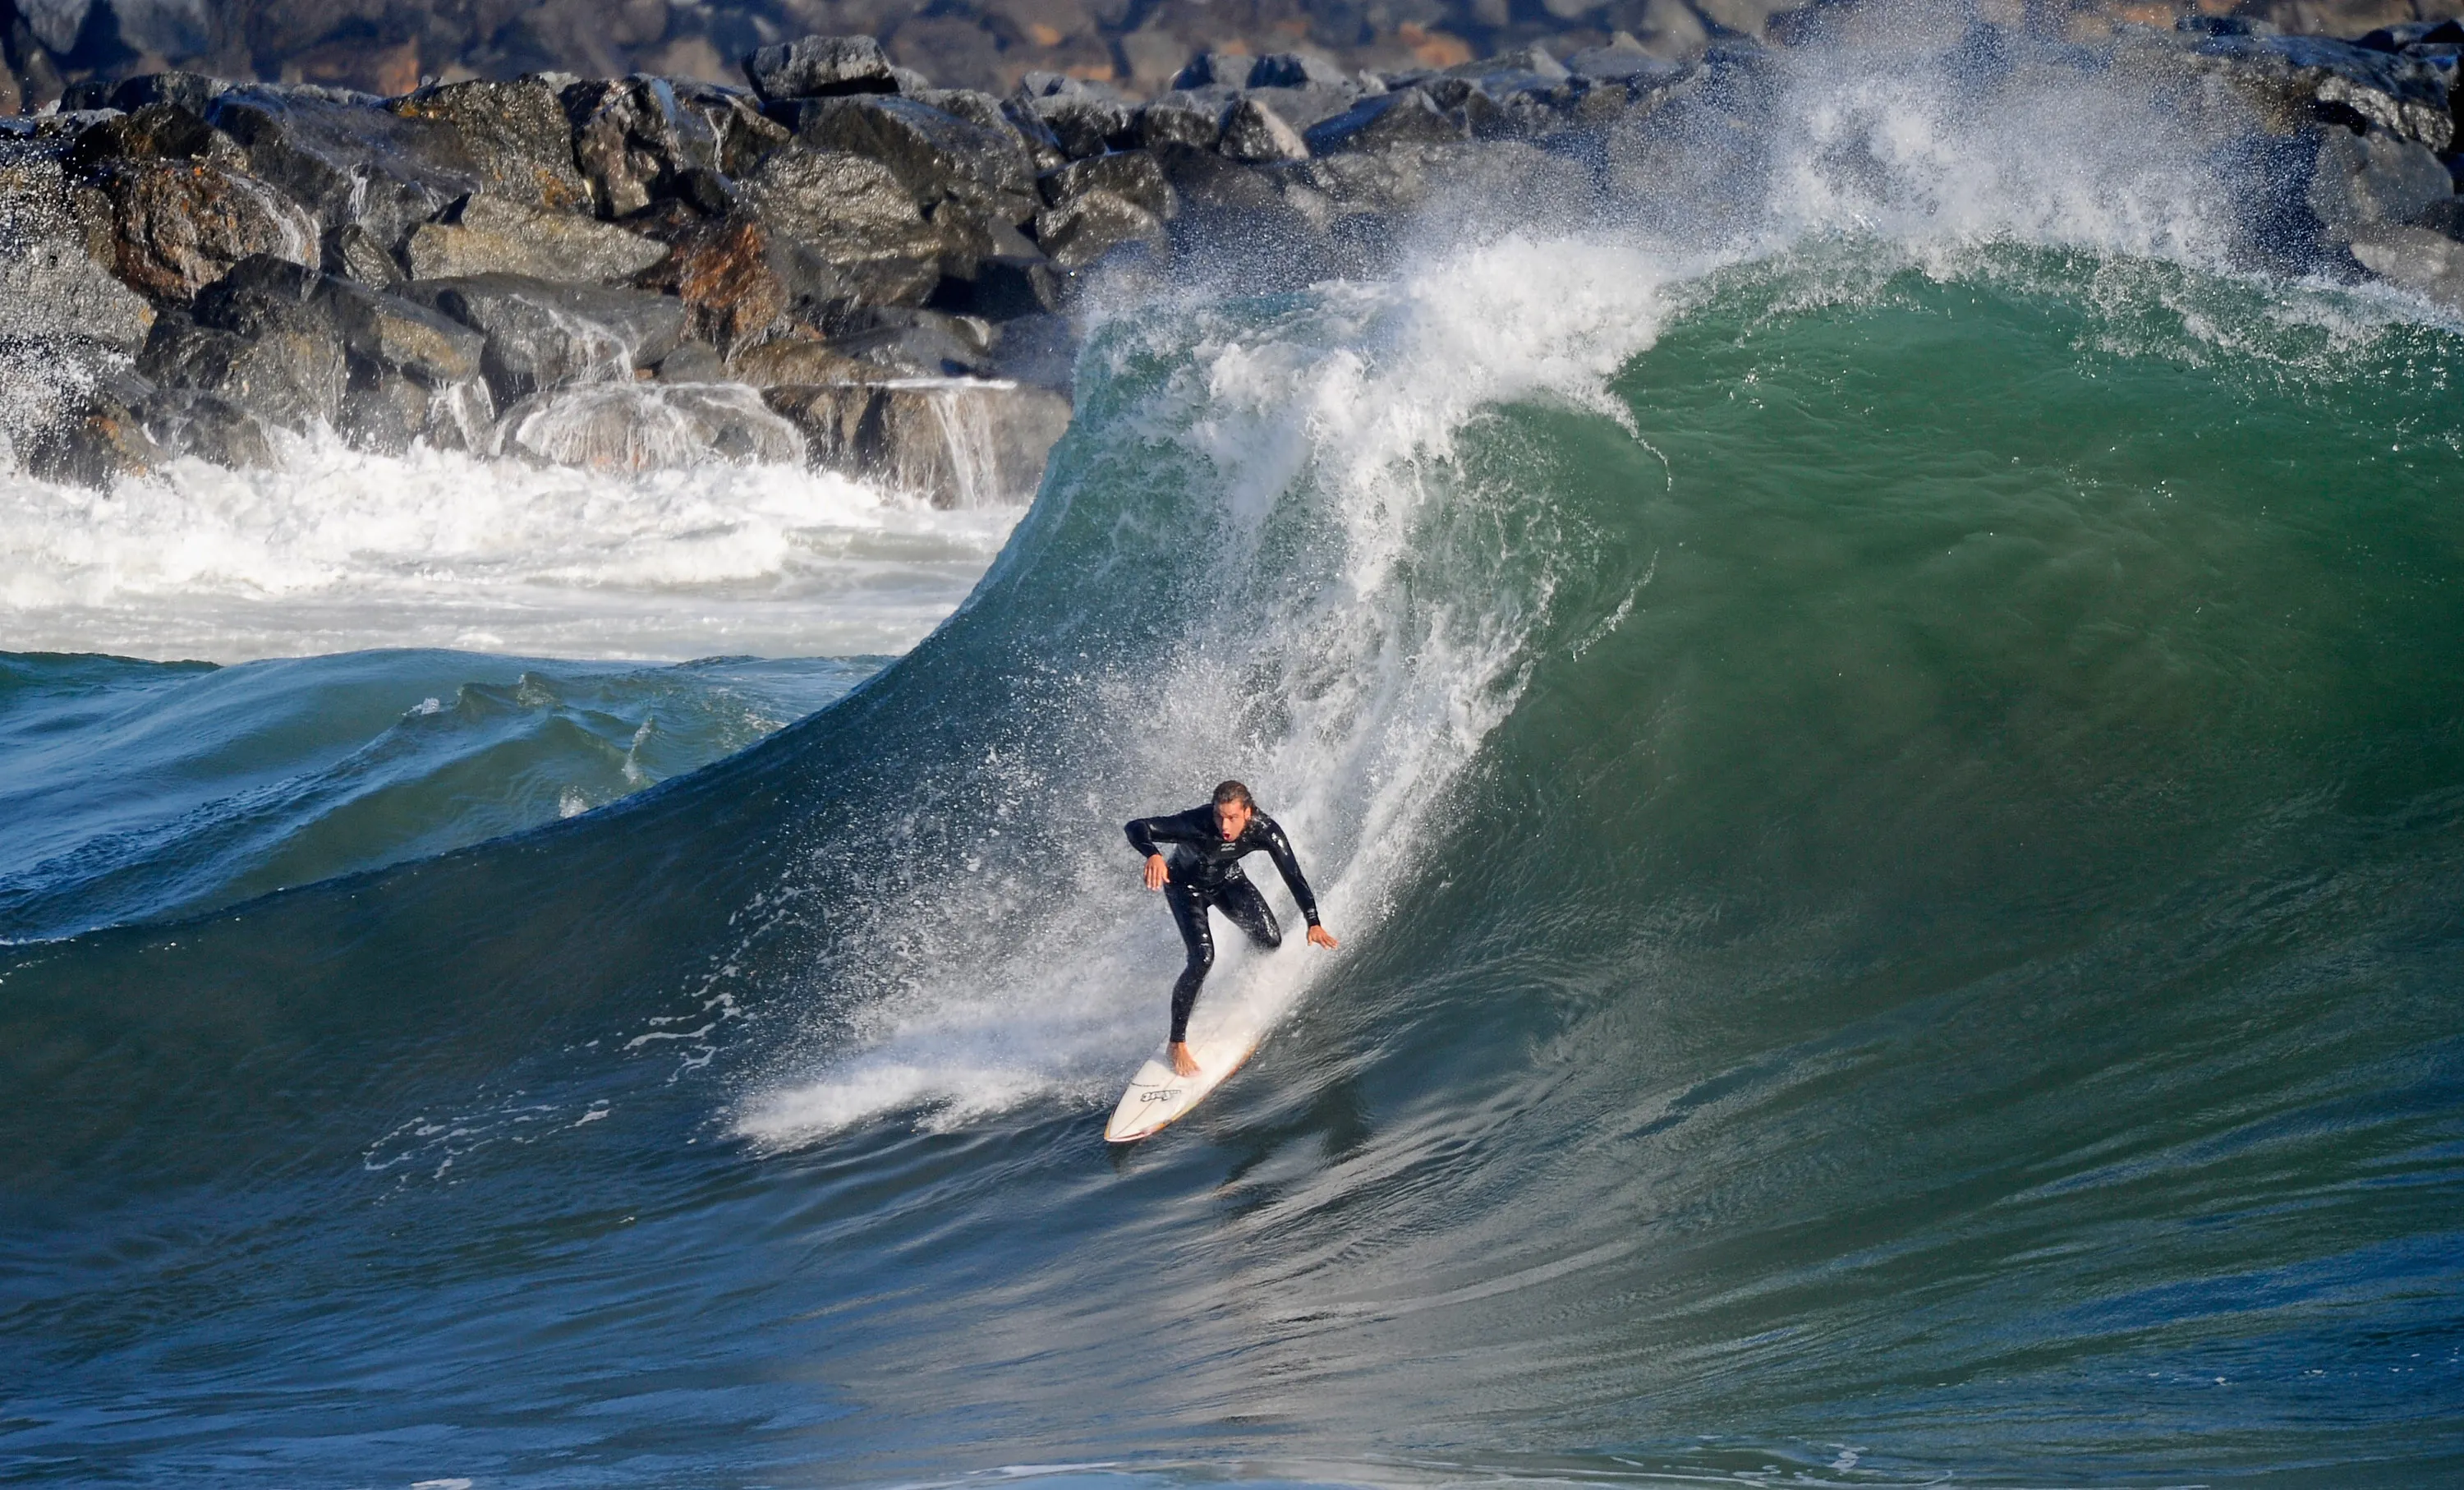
[[830, 307, 1000, 376], [386, 79, 592, 213], [494, 382, 805, 470], [1306, 89, 1468, 154], [402, 274, 687, 403], [955, 254, 1064, 319], [673, 81, 792, 179], [1035, 189, 1168, 271], [404, 192, 671, 283], [637, 214, 788, 352], [2357, 19, 2464, 49], [1251, 53, 1354, 89], [138, 310, 342, 432], [566, 75, 727, 218], [1220, 98, 1310, 163], [762, 377, 1072, 507], [2349, 223, 2464, 307], [134, 386, 277, 467], [2308, 126, 2453, 241], [735, 142, 949, 315], [2190, 31, 2457, 152], [726, 336, 883, 386], [1020, 87, 1134, 159], [108, 71, 227, 115], [64, 102, 247, 173], [790, 94, 1040, 222], [89, 156, 317, 304], [208, 87, 457, 253], [1136, 96, 1225, 152], [1039, 149, 1175, 219], [328, 222, 405, 285], [744, 34, 910, 103], [652, 340, 728, 381], [0, 153, 154, 350], [25, 370, 172, 485], [1172, 53, 1261, 89], [1567, 38, 1685, 80]]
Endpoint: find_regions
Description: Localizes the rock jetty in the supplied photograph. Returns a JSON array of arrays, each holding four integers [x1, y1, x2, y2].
[[2, 17, 2462, 499]]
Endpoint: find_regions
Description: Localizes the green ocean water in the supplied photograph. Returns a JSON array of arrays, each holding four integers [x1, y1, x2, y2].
[[1, 239, 2459, 1488]]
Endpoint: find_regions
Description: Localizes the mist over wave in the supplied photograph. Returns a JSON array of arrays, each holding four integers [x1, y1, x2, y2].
[[2, 17, 2461, 1489]]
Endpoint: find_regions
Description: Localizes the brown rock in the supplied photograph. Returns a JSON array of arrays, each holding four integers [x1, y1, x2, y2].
[[735, 143, 951, 315], [727, 336, 885, 386], [91, 158, 318, 305], [387, 79, 592, 213], [638, 215, 791, 352], [404, 193, 672, 283]]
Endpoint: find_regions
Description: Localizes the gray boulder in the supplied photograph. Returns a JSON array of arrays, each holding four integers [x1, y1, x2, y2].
[[1036, 189, 1168, 271], [1038, 150, 1175, 219], [132, 385, 277, 467], [1305, 89, 1468, 154], [2349, 223, 2464, 309], [735, 143, 950, 315], [137, 309, 343, 432], [2191, 31, 2457, 153], [86, 154, 318, 304], [402, 273, 687, 403], [0, 151, 154, 350], [1220, 98, 1309, 163], [565, 76, 728, 218], [2307, 126, 2453, 243], [791, 94, 1040, 221], [744, 34, 915, 103], [1136, 96, 1224, 152], [384, 79, 592, 213], [762, 377, 1072, 508], [1023, 91, 1133, 159], [403, 192, 671, 283]]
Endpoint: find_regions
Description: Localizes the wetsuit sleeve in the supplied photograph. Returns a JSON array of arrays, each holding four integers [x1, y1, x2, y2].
[[1257, 820, 1322, 927], [1125, 810, 1205, 858]]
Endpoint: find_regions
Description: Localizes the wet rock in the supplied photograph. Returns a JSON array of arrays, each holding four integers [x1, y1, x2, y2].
[[0, 153, 154, 350], [2192, 31, 2457, 152], [735, 142, 950, 315], [830, 306, 1001, 376], [673, 81, 793, 180], [954, 254, 1064, 319], [2307, 125, 2453, 241], [404, 192, 671, 283], [762, 376, 1072, 507], [652, 340, 729, 381], [1136, 95, 1225, 152], [134, 386, 277, 467], [1219, 98, 1310, 163], [205, 87, 501, 255], [1018, 79, 1135, 159], [2349, 223, 2464, 308], [790, 94, 1039, 222], [726, 336, 884, 387], [328, 222, 406, 286], [402, 274, 688, 403], [1567, 39, 1685, 82], [494, 381, 805, 470], [2356, 20, 2464, 52], [1035, 188, 1168, 271], [1038, 149, 1175, 219], [1305, 89, 1468, 154], [25, 370, 172, 485], [107, 71, 227, 115], [743, 34, 918, 103], [64, 102, 246, 173], [138, 309, 342, 433], [89, 156, 318, 304], [636, 214, 789, 352], [566, 75, 727, 218], [385, 79, 592, 213]]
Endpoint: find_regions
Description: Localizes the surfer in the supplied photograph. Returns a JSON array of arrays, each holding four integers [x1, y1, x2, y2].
[[1126, 781, 1339, 1078]]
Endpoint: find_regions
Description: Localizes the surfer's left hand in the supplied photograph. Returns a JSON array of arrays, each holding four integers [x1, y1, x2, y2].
[[1307, 925, 1339, 950]]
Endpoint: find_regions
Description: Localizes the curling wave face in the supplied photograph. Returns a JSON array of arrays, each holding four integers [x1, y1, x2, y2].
[[2, 25, 2462, 1489]]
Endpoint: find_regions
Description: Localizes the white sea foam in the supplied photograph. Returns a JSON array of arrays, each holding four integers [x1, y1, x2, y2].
[[0, 434, 1022, 662], [729, 24, 2457, 1147]]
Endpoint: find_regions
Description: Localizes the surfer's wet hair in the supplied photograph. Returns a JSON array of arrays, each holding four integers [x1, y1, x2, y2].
[[1212, 779, 1253, 809]]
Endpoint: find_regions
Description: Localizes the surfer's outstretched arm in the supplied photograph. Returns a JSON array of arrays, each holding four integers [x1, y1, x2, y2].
[[1258, 818, 1340, 949]]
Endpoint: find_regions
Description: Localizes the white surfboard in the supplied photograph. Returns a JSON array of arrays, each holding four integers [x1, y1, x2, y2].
[[1103, 1015, 1267, 1143]]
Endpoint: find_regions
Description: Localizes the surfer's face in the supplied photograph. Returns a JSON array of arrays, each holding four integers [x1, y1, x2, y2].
[[1215, 800, 1252, 840]]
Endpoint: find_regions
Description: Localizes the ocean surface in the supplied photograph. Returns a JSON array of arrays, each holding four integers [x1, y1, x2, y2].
[[5, 34, 2463, 1490]]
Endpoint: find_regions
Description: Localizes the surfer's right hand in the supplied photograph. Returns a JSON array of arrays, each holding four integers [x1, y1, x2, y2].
[[1143, 853, 1170, 890]]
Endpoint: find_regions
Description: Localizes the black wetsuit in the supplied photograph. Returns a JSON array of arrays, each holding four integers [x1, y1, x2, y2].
[[1124, 806, 1322, 1044]]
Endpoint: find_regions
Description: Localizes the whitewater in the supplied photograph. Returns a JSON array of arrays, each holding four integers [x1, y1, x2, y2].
[[4, 22, 2462, 1490]]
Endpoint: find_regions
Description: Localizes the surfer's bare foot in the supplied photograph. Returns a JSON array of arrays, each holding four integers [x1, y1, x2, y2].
[[1169, 1042, 1201, 1078]]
